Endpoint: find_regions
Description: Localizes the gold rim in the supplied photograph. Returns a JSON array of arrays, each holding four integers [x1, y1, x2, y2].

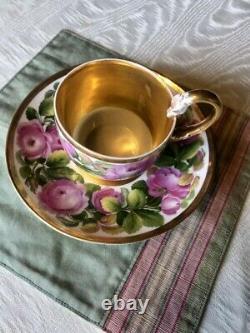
[[54, 59, 177, 163], [5, 67, 215, 244]]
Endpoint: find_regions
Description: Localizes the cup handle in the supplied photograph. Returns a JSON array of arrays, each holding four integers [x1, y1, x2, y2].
[[166, 89, 222, 141]]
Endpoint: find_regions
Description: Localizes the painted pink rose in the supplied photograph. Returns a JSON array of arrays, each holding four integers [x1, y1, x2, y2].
[[92, 188, 123, 214], [45, 126, 63, 151], [105, 157, 155, 180], [17, 120, 51, 160], [161, 194, 180, 215], [39, 179, 88, 215], [147, 167, 190, 198]]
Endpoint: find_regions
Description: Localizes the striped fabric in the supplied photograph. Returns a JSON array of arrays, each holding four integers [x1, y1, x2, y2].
[[2, 31, 249, 332], [104, 109, 250, 333]]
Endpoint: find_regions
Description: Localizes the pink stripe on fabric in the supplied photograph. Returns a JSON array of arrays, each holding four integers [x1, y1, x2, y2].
[[156, 121, 250, 333], [105, 234, 165, 332], [120, 233, 172, 332]]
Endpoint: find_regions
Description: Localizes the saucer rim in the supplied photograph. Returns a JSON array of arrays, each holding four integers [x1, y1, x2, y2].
[[5, 67, 215, 244]]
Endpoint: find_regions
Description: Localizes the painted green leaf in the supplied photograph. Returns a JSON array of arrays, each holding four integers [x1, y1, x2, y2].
[[44, 90, 55, 98], [39, 96, 54, 116], [187, 189, 196, 201], [167, 142, 179, 157], [121, 188, 129, 206], [59, 217, 79, 227], [74, 173, 84, 183], [136, 209, 164, 227], [46, 166, 75, 180], [36, 157, 46, 164], [19, 165, 32, 179], [53, 82, 60, 90], [99, 215, 116, 225], [155, 155, 175, 167], [35, 166, 42, 175], [24, 157, 33, 165], [193, 162, 204, 171], [92, 211, 102, 220], [25, 177, 38, 193], [46, 150, 69, 167], [26, 107, 38, 120], [44, 116, 55, 124], [101, 226, 124, 235], [146, 196, 161, 208], [188, 151, 204, 170], [131, 180, 148, 194], [180, 200, 189, 209], [81, 223, 99, 233], [191, 176, 200, 190], [15, 151, 25, 165], [127, 189, 146, 209], [82, 218, 97, 225], [71, 211, 87, 221], [37, 175, 47, 186], [34, 167, 47, 185], [116, 210, 129, 226], [85, 183, 101, 195], [180, 189, 196, 209], [175, 161, 190, 171], [177, 140, 202, 160], [123, 212, 143, 234], [178, 173, 194, 186], [101, 196, 120, 213]]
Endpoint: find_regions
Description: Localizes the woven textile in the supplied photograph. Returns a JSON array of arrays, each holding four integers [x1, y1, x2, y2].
[[1, 31, 249, 333], [104, 110, 250, 332]]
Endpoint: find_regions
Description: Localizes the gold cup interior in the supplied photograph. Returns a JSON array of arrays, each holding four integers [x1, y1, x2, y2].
[[55, 60, 174, 159]]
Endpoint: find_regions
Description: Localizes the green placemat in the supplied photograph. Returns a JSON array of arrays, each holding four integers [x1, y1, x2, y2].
[[1, 30, 249, 333], [0, 30, 142, 326]]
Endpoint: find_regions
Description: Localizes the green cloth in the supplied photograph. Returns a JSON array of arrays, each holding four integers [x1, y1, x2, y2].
[[0, 30, 142, 325]]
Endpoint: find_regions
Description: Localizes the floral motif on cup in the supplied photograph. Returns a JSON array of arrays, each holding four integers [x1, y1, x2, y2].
[[15, 82, 206, 234], [104, 156, 156, 181], [58, 140, 157, 181]]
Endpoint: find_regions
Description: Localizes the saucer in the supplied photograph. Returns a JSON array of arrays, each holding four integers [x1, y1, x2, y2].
[[6, 68, 214, 244]]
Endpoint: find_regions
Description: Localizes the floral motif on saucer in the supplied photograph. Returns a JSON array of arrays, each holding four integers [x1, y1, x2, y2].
[[7, 73, 213, 243]]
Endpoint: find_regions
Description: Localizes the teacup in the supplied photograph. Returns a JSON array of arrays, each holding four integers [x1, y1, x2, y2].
[[54, 59, 222, 181]]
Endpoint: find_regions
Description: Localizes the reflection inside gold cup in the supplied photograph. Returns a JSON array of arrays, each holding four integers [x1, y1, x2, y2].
[[56, 60, 174, 159], [73, 106, 153, 157]]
